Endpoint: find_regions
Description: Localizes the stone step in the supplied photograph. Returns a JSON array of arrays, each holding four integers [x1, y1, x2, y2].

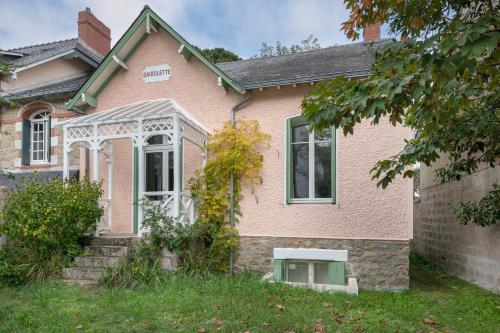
[[90, 236, 140, 247], [160, 256, 178, 271], [84, 245, 132, 257], [62, 279, 97, 286], [74, 256, 124, 268], [63, 267, 104, 281]]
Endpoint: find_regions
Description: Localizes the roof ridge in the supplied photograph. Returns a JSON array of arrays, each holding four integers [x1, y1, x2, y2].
[[7, 37, 78, 52], [217, 38, 393, 66]]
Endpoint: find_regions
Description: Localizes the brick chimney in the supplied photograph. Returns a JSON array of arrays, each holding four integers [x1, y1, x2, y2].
[[363, 22, 381, 42], [78, 7, 111, 57]]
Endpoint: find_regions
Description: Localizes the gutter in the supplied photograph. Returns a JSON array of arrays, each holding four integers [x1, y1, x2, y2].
[[228, 91, 252, 275]]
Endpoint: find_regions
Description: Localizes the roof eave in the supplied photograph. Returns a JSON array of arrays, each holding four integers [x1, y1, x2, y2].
[[242, 69, 373, 90]]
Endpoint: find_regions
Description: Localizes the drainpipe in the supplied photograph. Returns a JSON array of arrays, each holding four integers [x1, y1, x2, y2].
[[229, 91, 251, 275]]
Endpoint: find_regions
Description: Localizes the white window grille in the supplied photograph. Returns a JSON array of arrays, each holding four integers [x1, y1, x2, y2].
[[30, 110, 50, 163]]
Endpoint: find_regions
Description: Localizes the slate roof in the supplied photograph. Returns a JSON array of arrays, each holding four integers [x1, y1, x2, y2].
[[217, 39, 391, 89], [2, 75, 90, 101], [6, 38, 101, 67], [1, 38, 102, 102], [0, 170, 78, 191]]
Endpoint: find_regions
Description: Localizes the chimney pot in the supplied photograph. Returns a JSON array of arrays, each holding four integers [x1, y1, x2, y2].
[[78, 8, 111, 58], [363, 22, 381, 42]]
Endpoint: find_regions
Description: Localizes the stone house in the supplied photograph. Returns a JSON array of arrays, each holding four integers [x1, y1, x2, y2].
[[56, 6, 412, 291], [0, 8, 108, 189]]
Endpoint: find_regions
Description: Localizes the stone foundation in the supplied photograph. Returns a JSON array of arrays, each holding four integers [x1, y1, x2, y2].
[[235, 236, 410, 291]]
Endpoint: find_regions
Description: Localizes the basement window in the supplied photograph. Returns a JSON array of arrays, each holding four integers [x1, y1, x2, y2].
[[272, 248, 347, 286], [274, 259, 345, 286]]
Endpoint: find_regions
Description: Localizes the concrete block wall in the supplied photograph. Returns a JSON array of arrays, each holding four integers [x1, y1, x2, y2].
[[413, 166, 500, 292]]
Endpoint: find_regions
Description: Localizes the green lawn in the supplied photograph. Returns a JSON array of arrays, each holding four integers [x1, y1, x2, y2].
[[0, 256, 498, 333]]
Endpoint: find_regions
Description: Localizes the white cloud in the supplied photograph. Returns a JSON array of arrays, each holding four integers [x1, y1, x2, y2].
[[0, 0, 359, 58]]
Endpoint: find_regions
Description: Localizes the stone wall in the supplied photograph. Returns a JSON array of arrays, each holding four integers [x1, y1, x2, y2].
[[236, 236, 410, 291], [0, 100, 79, 170], [413, 166, 500, 293]]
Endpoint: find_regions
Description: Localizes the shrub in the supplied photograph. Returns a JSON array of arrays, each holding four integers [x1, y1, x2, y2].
[[0, 176, 103, 285], [99, 199, 175, 288], [184, 120, 270, 274]]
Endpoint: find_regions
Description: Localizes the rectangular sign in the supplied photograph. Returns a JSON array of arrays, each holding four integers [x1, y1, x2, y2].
[[143, 64, 172, 83]]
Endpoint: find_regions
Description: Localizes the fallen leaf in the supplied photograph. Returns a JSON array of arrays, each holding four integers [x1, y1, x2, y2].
[[261, 322, 270, 327], [276, 304, 285, 311], [332, 312, 344, 324], [314, 320, 325, 333], [345, 301, 353, 308], [214, 318, 223, 329], [143, 320, 150, 325], [75, 325, 83, 330], [197, 327, 206, 333], [379, 319, 387, 326], [423, 317, 435, 325], [356, 310, 365, 315]]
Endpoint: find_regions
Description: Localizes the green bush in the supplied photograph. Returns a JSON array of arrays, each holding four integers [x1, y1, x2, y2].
[[99, 242, 167, 289], [99, 199, 175, 289], [0, 176, 103, 285]]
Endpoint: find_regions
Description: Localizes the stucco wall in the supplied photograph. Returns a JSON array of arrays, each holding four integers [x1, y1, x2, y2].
[[87, 28, 412, 240], [2, 58, 92, 92], [413, 164, 500, 292]]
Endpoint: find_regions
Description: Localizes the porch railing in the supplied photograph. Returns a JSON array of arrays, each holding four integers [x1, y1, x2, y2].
[[179, 193, 196, 225], [142, 191, 196, 226], [97, 198, 112, 234]]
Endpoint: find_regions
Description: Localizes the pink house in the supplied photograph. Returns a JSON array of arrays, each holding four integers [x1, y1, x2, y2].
[[59, 6, 412, 291]]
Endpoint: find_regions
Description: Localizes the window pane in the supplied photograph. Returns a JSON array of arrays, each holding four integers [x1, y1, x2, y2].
[[287, 261, 308, 283], [314, 128, 331, 141], [292, 143, 309, 198], [314, 262, 329, 284], [147, 135, 164, 145], [168, 151, 174, 191], [314, 142, 332, 198], [292, 124, 309, 143], [146, 152, 163, 194]]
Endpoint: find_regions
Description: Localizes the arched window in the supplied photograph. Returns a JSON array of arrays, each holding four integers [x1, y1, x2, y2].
[[22, 109, 51, 165], [285, 115, 336, 203]]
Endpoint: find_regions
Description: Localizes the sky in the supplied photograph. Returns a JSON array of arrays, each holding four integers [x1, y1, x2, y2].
[[0, 0, 392, 59]]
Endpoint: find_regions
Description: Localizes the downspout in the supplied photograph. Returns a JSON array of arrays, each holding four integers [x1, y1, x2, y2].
[[229, 91, 251, 275]]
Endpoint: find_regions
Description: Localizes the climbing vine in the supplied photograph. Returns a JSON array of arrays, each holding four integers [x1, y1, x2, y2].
[[181, 120, 270, 273]]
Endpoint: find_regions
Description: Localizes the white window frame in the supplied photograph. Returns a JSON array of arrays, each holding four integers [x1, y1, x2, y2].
[[30, 110, 50, 164], [144, 135, 174, 199], [286, 115, 336, 204]]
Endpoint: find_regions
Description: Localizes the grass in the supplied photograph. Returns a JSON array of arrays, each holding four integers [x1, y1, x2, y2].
[[0, 254, 498, 333]]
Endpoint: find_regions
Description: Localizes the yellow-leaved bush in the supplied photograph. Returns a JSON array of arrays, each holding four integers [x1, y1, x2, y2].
[[181, 119, 270, 273]]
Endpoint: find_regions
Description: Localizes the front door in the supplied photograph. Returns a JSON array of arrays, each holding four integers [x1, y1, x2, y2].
[[144, 135, 174, 202]]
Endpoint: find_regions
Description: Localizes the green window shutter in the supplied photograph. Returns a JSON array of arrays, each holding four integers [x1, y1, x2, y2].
[[273, 259, 285, 282], [328, 261, 345, 285], [331, 126, 336, 203], [285, 118, 292, 204], [21, 119, 31, 165], [46, 115, 51, 162], [132, 146, 139, 234], [85, 148, 90, 178]]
